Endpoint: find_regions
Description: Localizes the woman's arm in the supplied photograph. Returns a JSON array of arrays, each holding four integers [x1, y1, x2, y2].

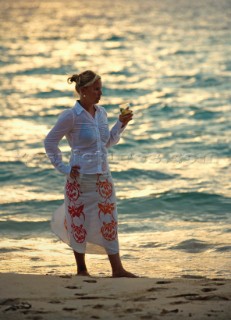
[[103, 108, 133, 148], [44, 109, 74, 175]]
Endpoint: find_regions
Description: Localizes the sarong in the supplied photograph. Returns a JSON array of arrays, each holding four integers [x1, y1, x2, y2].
[[51, 172, 119, 255]]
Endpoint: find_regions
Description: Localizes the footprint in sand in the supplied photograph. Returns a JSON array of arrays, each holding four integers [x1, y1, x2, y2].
[[160, 308, 179, 315], [168, 293, 199, 298], [140, 313, 159, 319], [208, 282, 225, 286], [132, 296, 157, 302], [4, 302, 31, 312], [0, 299, 20, 306], [168, 293, 229, 301], [63, 307, 77, 311], [75, 296, 101, 300], [65, 285, 81, 289], [125, 308, 142, 313], [49, 299, 62, 304], [181, 275, 206, 279], [93, 304, 104, 309], [190, 295, 229, 301], [147, 287, 168, 292], [156, 280, 172, 284], [59, 275, 72, 279], [201, 288, 217, 292]]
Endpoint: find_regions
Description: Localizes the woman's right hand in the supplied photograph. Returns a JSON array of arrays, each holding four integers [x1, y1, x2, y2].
[[70, 165, 80, 179]]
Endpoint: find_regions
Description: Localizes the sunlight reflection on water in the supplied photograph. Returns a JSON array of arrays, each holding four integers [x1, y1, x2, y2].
[[0, 0, 230, 277]]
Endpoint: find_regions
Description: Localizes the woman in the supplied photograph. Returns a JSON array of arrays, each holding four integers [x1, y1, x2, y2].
[[44, 70, 136, 277]]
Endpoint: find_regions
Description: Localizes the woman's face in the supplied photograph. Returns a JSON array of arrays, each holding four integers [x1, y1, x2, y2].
[[82, 79, 102, 104]]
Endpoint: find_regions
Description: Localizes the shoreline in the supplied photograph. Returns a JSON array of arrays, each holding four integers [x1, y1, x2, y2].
[[0, 273, 230, 320]]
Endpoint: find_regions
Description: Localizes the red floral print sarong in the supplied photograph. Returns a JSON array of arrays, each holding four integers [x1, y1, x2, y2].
[[51, 173, 119, 255]]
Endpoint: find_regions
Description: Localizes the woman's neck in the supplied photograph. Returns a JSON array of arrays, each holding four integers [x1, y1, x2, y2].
[[79, 100, 96, 116]]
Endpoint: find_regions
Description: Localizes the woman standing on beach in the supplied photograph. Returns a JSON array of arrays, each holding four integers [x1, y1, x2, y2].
[[44, 70, 136, 277]]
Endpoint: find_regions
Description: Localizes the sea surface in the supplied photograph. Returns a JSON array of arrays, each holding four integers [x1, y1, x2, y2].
[[0, 0, 230, 278]]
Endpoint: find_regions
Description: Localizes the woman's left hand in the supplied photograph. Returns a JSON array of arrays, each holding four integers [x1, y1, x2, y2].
[[70, 165, 80, 179], [119, 111, 133, 128]]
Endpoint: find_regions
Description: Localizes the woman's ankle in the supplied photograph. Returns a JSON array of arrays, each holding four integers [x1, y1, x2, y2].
[[77, 270, 90, 276], [112, 269, 138, 278]]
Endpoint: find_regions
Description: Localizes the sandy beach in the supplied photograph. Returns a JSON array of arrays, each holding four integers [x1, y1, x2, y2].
[[0, 273, 230, 320]]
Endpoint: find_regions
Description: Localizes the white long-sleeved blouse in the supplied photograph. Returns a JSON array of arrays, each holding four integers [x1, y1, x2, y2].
[[44, 100, 126, 175]]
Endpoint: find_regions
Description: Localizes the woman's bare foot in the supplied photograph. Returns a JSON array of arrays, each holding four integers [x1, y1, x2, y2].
[[108, 253, 138, 278], [77, 271, 91, 277], [112, 269, 138, 278]]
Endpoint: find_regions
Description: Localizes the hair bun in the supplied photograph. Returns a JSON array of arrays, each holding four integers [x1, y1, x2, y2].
[[67, 70, 100, 93], [67, 74, 79, 84]]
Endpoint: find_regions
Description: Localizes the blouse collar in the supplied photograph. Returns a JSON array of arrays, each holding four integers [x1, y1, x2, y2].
[[74, 100, 99, 115]]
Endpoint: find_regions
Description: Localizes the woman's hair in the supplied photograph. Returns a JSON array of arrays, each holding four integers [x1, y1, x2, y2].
[[67, 70, 101, 93]]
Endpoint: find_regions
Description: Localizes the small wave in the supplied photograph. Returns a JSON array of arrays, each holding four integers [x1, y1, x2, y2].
[[103, 87, 151, 97], [147, 103, 176, 116], [105, 35, 126, 41], [118, 191, 231, 222], [37, 36, 61, 41], [223, 228, 231, 233], [0, 165, 58, 183], [0, 247, 32, 253], [121, 254, 137, 259], [173, 50, 196, 55], [170, 239, 212, 253], [139, 242, 162, 248], [1, 199, 63, 216], [0, 160, 24, 166], [191, 74, 224, 88], [0, 220, 50, 233], [113, 168, 177, 180], [215, 246, 231, 253], [119, 223, 153, 233], [209, 143, 231, 156], [5, 66, 67, 76], [160, 103, 175, 110], [108, 69, 132, 76], [0, 60, 9, 66], [192, 109, 221, 120], [225, 61, 231, 71], [33, 90, 71, 99]]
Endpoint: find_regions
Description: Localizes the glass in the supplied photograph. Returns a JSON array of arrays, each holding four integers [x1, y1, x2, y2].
[[119, 103, 132, 115]]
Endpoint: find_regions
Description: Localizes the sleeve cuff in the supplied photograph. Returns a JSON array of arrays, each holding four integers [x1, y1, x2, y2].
[[56, 163, 72, 176], [116, 119, 127, 134]]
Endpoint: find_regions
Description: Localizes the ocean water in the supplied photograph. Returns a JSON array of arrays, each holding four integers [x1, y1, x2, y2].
[[0, 0, 230, 278]]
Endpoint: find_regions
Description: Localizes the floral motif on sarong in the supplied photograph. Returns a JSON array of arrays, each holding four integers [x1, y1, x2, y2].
[[65, 178, 87, 243], [97, 174, 117, 241], [71, 223, 87, 243], [96, 175, 113, 199], [66, 179, 81, 202], [68, 204, 85, 220], [98, 202, 115, 219], [101, 220, 117, 241]]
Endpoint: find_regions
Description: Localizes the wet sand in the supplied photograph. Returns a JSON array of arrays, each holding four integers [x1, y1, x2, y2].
[[0, 273, 230, 319]]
